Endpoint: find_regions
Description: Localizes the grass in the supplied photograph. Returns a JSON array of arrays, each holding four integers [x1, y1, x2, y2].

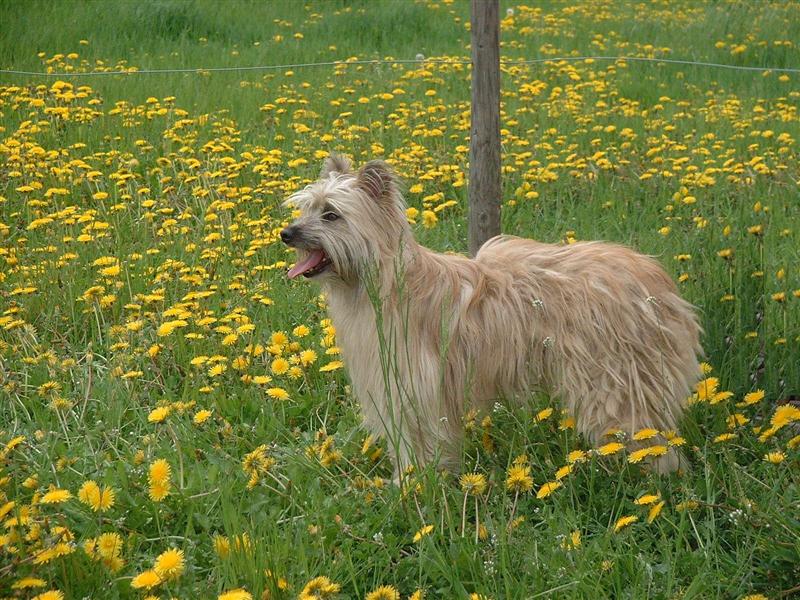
[[1, 1, 799, 598]]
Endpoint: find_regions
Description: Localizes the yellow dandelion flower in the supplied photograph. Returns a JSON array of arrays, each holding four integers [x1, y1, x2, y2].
[[218, 590, 252, 600], [156, 319, 188, 337], [78, 480, 101, 506], [293, 325, 310, 337], [460, 473, 487, 495], [149, 481, 171, 502], [534, 407, 553, 422], [193, 409, 212, 425], [266, 387, 289, 401], [413, 524, 434, 542], [566, 449, 587, 463], [597, 442, 624, 456], [554, 464, 573, 480], [647, 501, 666, 523], [632, 428, 659, 441], [366, 585, 400, 600], [505, 465, 533, 492], [96, 532, 123, 559], [271, 357, 289, 375], [628, 445, 668, 463], [208, 363, 227, 377], [714, 433, 737, 443], [634, 494, 660, 506], [154, 547, 184, 580], [319, 360, 343, 372], [130, 570, 162, 590], [147, 406, 171, 423], [694, 377, 719, 401], [299, 576, 340, 600], [12, 577, 46, 589], [300, 349, 318, 366], [149, 459, 171, 484], [613, 515, 638, 532], [31, 591, 64, 600], [771, 404, 800, 429], [213, 534, 230, 558], [536, 481, 562, 499], [742, 390, 765, 405], [40, 489, 71, 504], [764, 451, 785, 464]]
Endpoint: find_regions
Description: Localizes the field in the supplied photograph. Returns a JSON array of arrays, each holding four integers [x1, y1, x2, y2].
[[1, 0, 800, 598]]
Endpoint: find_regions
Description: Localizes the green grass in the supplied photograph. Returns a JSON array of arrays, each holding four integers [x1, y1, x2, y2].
[[1, 1, 799, 598]]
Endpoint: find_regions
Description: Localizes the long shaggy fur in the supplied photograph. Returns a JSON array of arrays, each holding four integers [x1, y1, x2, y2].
[[283, 155, 703, 474]]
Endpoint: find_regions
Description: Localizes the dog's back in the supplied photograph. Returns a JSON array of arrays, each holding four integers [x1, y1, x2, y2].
[[471, 234, 702, 471]]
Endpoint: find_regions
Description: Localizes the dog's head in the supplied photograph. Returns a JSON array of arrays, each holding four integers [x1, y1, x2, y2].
[[281, 155, 409, 285]]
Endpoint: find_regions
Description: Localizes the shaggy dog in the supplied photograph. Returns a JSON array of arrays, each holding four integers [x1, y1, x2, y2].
[[282, 155, 702, 475]]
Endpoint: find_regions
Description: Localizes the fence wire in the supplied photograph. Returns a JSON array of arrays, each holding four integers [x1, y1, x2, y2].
[[2, 55, 799, 78]]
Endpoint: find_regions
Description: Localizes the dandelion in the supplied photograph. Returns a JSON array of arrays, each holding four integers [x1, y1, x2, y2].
[[148, 459, 172, 502], [147, 406, 171, 423], [536, 481, 562, 499], [634, 494, 660, 506], [31, 592, 64, 600], [647, 501, 665, 523], [613, 515, 638, 533], [218, 590, 252, 600], [764, 451, 785, 464], [193, 409, 212, 424], [771, 404, 800, 429], [12, 578, 46, 590], [422, 210, 437, 228], [413, 524, 434, 542], [40, 489, 71, 504], [298, 576, 340, 600], [266, 387, 290, 401], [96, 532, 123, 559], [560, 530, 581, 550], [460, 473, 487, 495], [154, 547, 185, 579], [505, 464, 533, 493], [597, 442, 624, 456], [628, 445, 668, 464], [130, 570, 161, 590], [270, 357, 289, 375], [300, 349, 318, 366], [242, 445, 276, 489], [365, 585, 400, 600], [632, 428, 659, 441], [319, 360, 343, 372], [566, 449, 587, 463]]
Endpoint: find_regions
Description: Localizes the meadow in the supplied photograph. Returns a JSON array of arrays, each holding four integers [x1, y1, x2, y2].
[[1, 0, 799, 598]]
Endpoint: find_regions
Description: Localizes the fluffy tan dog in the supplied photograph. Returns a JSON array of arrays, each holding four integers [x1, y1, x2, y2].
[[282, 155, 702, 475]]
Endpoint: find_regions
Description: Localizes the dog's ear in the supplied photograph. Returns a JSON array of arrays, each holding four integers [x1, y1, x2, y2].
[[356, 160, 397, 202], [320, 154, 352, 178]]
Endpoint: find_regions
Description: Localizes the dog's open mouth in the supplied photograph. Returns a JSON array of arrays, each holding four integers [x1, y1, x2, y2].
[[287, 249, 333, 279]]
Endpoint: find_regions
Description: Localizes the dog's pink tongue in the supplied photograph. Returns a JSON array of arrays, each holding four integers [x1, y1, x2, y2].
[[287, 250, 326, 279]]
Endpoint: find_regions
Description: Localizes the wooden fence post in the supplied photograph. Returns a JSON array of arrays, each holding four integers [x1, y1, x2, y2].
[[468, 0, 501, 256]]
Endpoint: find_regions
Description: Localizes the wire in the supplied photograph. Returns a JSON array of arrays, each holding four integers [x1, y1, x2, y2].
[[1, 55, 798, 78]]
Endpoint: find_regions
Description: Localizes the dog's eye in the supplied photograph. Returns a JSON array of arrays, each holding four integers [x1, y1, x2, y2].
[[322, 211, 340, 222]]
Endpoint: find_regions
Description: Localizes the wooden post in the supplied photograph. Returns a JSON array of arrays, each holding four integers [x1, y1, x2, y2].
[[468, 0, 501, 256]]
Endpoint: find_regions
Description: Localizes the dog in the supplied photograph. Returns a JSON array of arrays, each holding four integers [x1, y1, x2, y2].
[[282, 155, 702, 475]]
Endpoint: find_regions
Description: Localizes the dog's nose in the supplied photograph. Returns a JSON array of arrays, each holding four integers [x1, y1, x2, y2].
[[280, 226, 297, 244]]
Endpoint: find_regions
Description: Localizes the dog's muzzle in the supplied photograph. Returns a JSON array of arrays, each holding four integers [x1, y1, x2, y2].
[[280, 226, 298, 245]]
